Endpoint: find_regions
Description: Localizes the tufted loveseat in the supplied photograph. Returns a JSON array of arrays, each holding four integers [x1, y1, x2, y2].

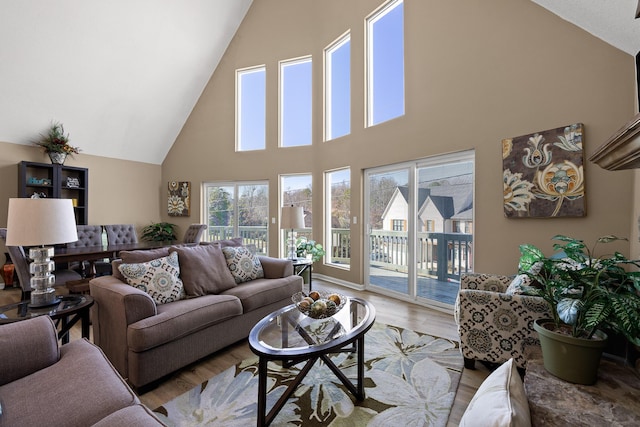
[[454, 273, 551, 369]]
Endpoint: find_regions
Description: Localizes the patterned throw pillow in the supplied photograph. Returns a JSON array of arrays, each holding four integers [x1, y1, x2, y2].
[[221, 246, 264, 284], [118, 251, 186, 305]]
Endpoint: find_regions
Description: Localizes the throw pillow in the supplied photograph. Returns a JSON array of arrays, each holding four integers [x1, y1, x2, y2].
[[118, 252, 186, 305], [113, 247, 172, 281], [170, 244, 237, 296], [222, 246, 264, 284], [459, 358, 531, 427]]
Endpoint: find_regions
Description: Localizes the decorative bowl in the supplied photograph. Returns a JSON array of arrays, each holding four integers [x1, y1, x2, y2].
[[292, 291, 347, 319]]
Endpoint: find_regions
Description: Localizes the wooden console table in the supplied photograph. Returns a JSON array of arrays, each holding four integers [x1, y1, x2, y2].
[[524, 355, 640, 426]]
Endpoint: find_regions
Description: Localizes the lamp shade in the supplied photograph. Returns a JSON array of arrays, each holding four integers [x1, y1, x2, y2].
[[280, 206, 305, 230], [6, 198, 78, 246]]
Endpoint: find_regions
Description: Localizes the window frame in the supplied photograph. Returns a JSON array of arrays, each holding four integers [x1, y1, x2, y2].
[[236, 65, 266, 152], [279, 56, 313, 148], [365, 0, 405, 127], [202, 181, 270, 254], [324, 32, 351, 142], [280, 173, 313, 258], [325, 167, 351, 269]]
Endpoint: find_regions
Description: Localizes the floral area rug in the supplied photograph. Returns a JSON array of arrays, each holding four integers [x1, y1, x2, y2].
[[153, 322, 463, 426]]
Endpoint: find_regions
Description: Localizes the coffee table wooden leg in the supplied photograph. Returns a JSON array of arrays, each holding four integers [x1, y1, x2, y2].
[[81, 308, 90, 339], [257, 357, 267, 427], [357, 335, 365, 398], [59, 316, 70, 344]]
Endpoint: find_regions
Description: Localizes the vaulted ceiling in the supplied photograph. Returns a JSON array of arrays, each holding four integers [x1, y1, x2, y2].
[[0, 0, 637, 165]]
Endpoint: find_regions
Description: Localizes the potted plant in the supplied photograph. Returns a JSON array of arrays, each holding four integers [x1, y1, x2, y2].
[[519, 235, 640, 384], [141, 222, 177, 242], [295, 237, 326, 262], [32, 122, 80, 164]]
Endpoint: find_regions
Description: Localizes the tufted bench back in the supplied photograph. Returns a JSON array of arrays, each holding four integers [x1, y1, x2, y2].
[[104, 224, 138, 244]]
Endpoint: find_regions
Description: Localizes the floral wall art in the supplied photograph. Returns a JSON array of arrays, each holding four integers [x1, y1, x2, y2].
[[168, 181, 190, 216], [503, 123, 585, 218]]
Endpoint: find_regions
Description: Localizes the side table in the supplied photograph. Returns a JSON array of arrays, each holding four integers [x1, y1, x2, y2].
[[0, 295, 93, 344], [291, 258, 313, 291], [524, 354, 640, 425]]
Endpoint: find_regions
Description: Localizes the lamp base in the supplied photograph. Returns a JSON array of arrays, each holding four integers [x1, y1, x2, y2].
[[29, 288, 60, 308]]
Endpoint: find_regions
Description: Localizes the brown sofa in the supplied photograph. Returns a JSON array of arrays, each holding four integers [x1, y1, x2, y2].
[[0, 316, 163, 427], [89, 243, 303, 390]]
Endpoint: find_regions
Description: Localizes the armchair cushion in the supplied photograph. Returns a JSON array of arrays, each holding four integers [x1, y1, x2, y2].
[[0, 316, 59, 386], [118, 251, 186, 305], [170, 244, 237, 295]]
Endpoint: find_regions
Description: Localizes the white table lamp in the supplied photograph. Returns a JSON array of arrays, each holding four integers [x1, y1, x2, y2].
[[280, 205, 304, 259], [6, 198, 78, 307]]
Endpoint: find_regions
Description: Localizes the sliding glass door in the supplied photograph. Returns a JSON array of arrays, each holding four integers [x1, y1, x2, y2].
[[365, 151, 474, 308]]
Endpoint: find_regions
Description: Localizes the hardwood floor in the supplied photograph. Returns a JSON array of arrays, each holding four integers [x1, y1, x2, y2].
[[0, 280, 490, 426]]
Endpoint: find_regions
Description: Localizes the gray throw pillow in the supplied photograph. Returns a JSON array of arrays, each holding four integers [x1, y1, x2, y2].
[[170, 244, 237, 296]]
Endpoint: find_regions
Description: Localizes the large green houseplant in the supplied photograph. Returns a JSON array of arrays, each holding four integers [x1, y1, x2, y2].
[[141, 222, 177, 242], [519, 235, 640, 384]]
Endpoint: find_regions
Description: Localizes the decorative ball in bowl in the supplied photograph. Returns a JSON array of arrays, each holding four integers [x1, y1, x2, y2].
[[292, 291, 347, 319]]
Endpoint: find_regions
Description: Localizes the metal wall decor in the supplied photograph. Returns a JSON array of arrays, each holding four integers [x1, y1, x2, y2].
[[168, 181, 190, 217], [503, 123, 586, 218]]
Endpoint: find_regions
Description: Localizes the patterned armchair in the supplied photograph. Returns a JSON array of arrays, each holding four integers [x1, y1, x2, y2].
[[455, 273, 551, 369]]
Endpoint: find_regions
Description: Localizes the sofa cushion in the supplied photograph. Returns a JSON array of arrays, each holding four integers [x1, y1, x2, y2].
[[221, 275, 302, 312], [127, 295, 243, 352], [170, 244, 237, 296], [121, 247, 171, 263], [200, 237, 243, 247], [222, 246, 264, 284], [118, 252, 186, 305], [459, 358, 531, 427]]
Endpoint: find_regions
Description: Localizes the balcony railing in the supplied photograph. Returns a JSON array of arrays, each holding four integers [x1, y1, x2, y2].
[[207, 226, 269, 254], [207, 226, 472, 282]]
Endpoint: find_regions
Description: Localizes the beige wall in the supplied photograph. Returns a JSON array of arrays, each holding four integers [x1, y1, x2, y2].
[[163, 0, 637, 285], [0, 141, 162, 255]]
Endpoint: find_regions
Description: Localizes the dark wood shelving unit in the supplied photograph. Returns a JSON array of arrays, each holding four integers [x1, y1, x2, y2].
[[18, 161, 88, 225]]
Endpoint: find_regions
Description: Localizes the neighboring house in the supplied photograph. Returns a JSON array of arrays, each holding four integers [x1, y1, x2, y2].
[[378, 176, 474, 272], [381, 175, 473, 234]]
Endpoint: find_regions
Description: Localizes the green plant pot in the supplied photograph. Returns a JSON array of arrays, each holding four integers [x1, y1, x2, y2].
[[534, 319, 608, 385]]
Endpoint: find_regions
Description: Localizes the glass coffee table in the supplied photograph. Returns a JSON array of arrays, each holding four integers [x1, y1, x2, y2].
[[248, 296, 375, 427], [0, 294, 93, 344]]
